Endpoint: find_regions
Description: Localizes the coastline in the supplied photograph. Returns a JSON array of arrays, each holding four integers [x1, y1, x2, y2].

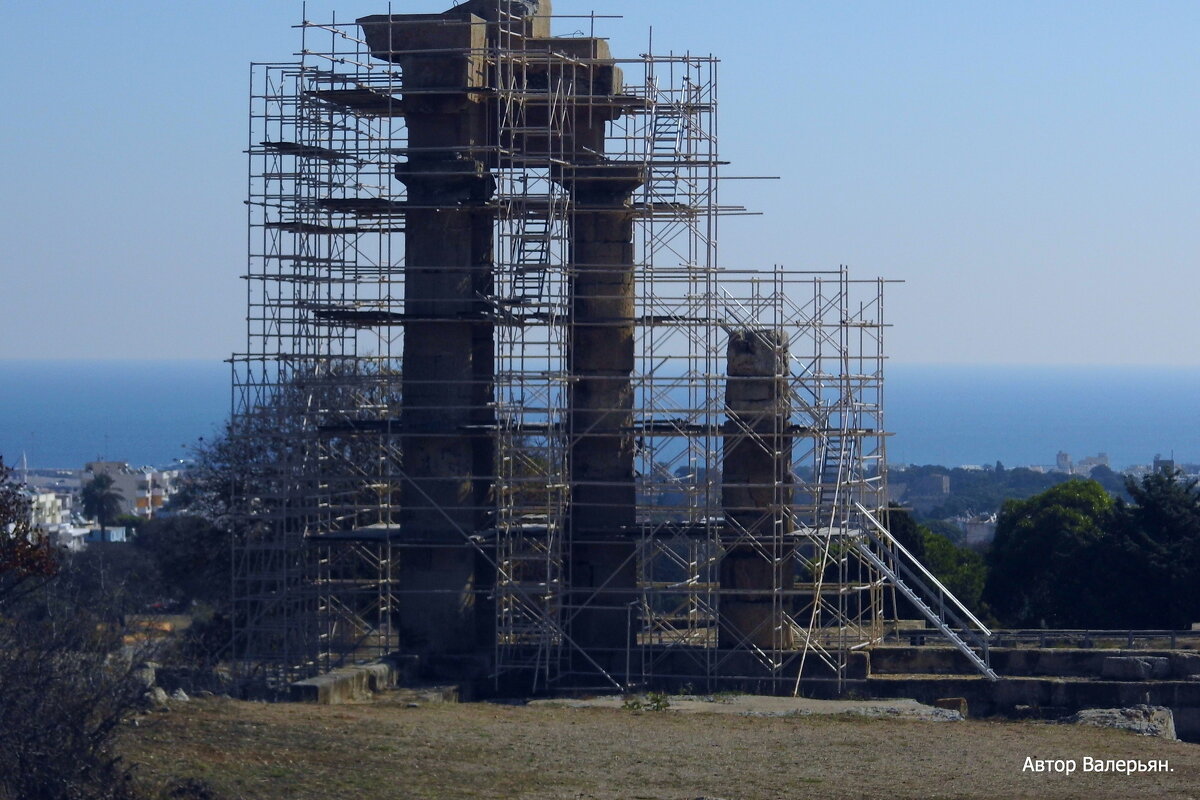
[[2, 360, 1196, 471]]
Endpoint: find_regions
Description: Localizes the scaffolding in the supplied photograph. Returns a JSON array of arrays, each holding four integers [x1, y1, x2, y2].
[[232, 2, 993, 693]]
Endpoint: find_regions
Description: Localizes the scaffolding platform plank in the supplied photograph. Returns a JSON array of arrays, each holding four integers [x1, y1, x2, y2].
[[261, 140, 351, 161], [316, 197, 407, 216], [266, 221, 404, 234], [305, 88, 405, 116]]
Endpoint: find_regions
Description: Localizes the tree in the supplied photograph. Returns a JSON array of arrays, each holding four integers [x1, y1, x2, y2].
[[0, 456, 58, 607], [883, 503, 925, 561], [134, 515, 230, 608], [1109, 469, 1200, 629], [922, 530, 987, 613], [0, 458, 148, 799], [1088, 464, 1128, 497], [55, 543, 164, 620], [925, 518, 965, 546], [984, 479, 1115, 627], [896, 463, 1072, 521], [0, 615, 146, 800], [884, 505, 988, 618], [81, 472, 125, 533], [881, 505, 928, 619]]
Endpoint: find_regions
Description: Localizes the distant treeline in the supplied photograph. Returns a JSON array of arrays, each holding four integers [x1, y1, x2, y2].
[[891, 470, 1200, 630], [893, 462, 1128, 520]]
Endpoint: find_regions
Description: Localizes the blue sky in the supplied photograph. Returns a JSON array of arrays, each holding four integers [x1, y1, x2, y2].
[[0, 1, 1195, 365]]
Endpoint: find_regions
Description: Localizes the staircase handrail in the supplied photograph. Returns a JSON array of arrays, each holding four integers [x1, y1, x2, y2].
[[854, 502, 992, 637], [857, 530, 992, 659], [849, 535, 998, 680]]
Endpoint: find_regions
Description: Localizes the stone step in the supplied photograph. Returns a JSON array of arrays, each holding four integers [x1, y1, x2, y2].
[[868, 646, 1200, 680], [861, 672, 1200, 739]]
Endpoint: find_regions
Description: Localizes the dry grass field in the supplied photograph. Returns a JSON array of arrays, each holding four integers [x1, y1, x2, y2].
[[120, 695, 1200, 800]]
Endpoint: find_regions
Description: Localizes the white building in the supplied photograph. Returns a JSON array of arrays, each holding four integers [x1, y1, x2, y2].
[[28, 489, 66, 528], [953, 511, 998, 547], [49, 525, 90, 552]]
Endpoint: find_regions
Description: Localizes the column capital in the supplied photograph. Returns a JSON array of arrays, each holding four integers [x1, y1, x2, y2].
[[556, 162, 646, 204]]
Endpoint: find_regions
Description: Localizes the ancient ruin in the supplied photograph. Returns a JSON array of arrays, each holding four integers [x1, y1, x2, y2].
[[232, 0, 994, 694]]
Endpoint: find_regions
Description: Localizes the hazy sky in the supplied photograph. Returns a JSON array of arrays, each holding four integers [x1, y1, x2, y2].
[[1, 1, 1195, 365]]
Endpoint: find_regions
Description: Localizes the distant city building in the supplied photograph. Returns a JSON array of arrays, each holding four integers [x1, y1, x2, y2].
[[16, 487, 90, 551], [952, 511, 998, 547], [52, 528, 90, 552], [84, 526, 128, 544], [81, 461, 180, 519], [19, 469, 80, 517], [1075, 452, 1110, 475], [1055, 451, 1073, 474], [9, 468, 90, 550], [889, 473, 951, 514], [1153, 453, 1176, 474], [26, 489, 66, 529]]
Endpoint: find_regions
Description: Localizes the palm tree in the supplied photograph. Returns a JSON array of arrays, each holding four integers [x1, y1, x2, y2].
[[81, 473, 124, 534]]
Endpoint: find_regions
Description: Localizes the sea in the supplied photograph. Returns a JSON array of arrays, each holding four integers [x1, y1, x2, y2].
[[1, 360, 1197, 472]]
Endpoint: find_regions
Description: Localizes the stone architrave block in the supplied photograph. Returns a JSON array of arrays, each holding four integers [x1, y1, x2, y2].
[[1170, 652, 1200, 678]]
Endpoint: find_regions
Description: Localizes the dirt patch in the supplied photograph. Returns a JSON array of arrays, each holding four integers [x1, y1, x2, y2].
[[120, 695, 1200, 799], [534, 693, 964, 720]]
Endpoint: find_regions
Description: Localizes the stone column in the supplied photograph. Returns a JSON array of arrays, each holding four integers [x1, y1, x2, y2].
[[359, 12, 496, 654], [721, 329, 794, 650], [394, 157, 495, 654], [359, 6, 636, 662], [562, 164, 645, 659]]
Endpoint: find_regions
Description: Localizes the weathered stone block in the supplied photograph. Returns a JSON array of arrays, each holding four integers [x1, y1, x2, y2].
[[455, 0, 553, 39], [1064, 705, 1176, 740], [933, 697, 969, 717], [358, 14, 488, 90], [572, 290, 635, 322], [289, 660, 403, 705], [133, 661, 158, 690], [570, 329, 635, 372], [527, 36, 622, 96], [720, 551, 776, 594], [726, 329, 788, 377], [1170, 652, 1200, 678], [1100, 656, 1170, 680], [143, 686, 170, 710]]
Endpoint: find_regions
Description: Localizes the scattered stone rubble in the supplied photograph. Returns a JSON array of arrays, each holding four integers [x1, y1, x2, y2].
[[133, 661, 196, 711]]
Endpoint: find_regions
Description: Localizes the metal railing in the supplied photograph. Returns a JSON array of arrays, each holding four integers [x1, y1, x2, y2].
[[855, 502, 998, 680]]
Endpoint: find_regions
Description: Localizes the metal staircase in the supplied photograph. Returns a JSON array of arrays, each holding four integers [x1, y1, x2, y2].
[[646, 109, 683, 204], [853, 502, 998, 680], [509, 211, 553, 305], [816, 433, 855, 523]]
